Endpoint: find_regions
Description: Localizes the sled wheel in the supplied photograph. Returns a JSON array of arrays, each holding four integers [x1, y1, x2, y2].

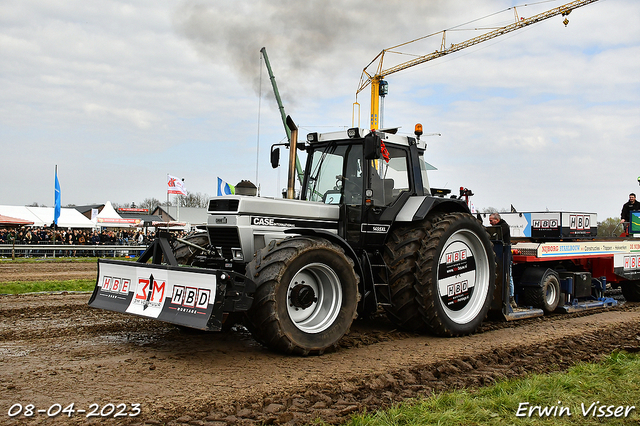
[[524, 270, 561, 313], [621, 280, 640, 302], [245, 236, 359, 355], [416, 212, 496, 336], [172, 233, 210, 265]]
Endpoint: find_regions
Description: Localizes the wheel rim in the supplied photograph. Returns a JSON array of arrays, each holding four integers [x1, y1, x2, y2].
[[545, 279, 558, 306], [287, 262, 342, 334], [436, 229, 491, 324]]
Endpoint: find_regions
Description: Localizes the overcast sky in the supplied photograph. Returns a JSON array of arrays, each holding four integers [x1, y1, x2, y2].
[[1, 0, 638, 221]]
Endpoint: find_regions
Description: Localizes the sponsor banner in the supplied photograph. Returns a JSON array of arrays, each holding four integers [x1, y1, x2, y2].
[[91, 260, 217, 329], [437, 242, 477, 312], [537, 241, 632, 258], [117, 208, 149, 213], [97, 217, 142, 225]]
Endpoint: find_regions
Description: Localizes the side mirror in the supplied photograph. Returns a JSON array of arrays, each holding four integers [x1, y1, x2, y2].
[[363, 133, 381, 160], [270, 147, 280, 168]]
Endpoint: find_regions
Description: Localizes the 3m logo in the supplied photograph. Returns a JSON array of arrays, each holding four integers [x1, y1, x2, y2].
[[570, 215, 590, 231], [532, 219, 559, 229], [170, 286, 211, 309], [101, 276, 130, 294], [447, 280, 468, 297], [135, 277, 166, 304], [445, 250, 467, 264], [624, 255, 640, 271]]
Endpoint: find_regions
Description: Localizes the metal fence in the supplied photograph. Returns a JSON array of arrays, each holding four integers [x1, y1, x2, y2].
[[0, 243, 149, 259]]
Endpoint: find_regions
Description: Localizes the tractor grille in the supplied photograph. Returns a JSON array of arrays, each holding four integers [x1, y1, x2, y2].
[[209, 199, 239, 212], [208, 227, 241, 259]]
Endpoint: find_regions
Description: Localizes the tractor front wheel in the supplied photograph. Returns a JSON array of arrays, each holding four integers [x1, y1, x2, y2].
[[245, 236, 359, 355]]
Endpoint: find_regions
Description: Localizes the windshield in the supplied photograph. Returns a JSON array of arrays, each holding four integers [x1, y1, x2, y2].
[[305, 143, 363, 205]]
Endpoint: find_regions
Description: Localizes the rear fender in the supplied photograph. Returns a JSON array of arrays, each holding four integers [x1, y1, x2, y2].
[[89, 259, 254, 331]]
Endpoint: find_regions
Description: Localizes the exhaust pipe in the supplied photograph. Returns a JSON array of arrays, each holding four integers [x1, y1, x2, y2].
[[286, 115, 298, 199]]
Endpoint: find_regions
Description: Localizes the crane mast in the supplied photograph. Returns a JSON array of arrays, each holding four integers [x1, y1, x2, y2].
[[356, 0, 600, 129]]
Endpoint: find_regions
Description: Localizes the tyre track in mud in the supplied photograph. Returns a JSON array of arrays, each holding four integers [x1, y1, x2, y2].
[[2, 292, 640, 425]]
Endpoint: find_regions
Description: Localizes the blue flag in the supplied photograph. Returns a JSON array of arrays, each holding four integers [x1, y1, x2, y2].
[[217, 177, 235, 196], [54, 168, 61, 226]]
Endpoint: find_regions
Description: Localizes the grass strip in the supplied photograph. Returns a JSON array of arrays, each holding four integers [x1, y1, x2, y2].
[[0, 279, 95, 294], [346, 351, 640, 426]]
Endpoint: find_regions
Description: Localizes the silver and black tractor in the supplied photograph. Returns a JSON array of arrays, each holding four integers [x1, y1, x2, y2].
[[89, 121, 496, 355]]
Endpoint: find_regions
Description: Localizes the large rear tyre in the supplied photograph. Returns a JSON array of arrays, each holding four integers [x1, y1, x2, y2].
[[381, 219, 439, 331], [523, 270, 561, 313], [172, 233, 210, 265], [621, 280, 640, 302], [415, 212, 496, 336], [245, 236, 359, 355]]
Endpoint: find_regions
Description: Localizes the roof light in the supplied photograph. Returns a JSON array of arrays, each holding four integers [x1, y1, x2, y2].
[[347, 128, 360, 138], [414, 123, 423, 137], [307, 132, 318, 142]]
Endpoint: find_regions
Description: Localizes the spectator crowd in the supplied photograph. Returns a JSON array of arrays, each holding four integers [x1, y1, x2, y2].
[[0, 227, 191, 257]]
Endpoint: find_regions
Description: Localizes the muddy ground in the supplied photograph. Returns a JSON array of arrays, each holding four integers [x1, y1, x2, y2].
[[1, 262, 640, 425]]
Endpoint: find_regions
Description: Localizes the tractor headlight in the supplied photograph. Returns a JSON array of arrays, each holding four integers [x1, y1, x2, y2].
[[231, 248, 244, 261], [347, 128, 360, 138]]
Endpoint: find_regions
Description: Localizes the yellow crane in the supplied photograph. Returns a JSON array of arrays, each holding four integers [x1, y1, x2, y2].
[[356, 0, 600, 130]]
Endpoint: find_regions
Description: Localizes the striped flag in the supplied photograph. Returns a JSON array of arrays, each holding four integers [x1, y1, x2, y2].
[[217, 177, 235, 196]]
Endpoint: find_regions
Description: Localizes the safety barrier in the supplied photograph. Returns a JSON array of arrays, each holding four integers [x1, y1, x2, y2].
[[0, 244, 149, 259]]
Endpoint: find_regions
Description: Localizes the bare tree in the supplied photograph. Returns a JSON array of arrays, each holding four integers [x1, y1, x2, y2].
[[139, 198, 162, 212], [176, 191, 210, 208]]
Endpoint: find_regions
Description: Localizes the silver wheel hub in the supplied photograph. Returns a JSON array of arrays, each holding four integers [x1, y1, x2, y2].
[[287, 263, 342, 334]]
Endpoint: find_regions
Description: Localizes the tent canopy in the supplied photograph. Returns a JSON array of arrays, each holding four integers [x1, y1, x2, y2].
[[0, 205, 94, 228], [0, 214, 34, 226]]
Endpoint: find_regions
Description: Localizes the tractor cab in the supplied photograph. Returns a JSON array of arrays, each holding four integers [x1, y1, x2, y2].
[[301, 125, 431, 250]]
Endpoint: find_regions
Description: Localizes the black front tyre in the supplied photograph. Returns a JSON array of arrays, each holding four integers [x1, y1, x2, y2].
[[415, 212, 496, 336], [245, 236, 359, 355]]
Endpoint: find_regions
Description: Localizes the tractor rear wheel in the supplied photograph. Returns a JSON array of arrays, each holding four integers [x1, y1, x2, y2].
[[172, 233, 210, 265], [415, 212, 496, 336], [382, 220, 438, 331], [245, 236, 359, 355]]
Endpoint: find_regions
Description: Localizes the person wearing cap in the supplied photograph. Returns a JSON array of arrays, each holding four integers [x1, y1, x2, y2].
[[621, 193, 640, 232]]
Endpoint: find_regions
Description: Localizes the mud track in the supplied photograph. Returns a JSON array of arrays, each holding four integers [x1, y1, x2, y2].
[[1, 262, 640, 425]]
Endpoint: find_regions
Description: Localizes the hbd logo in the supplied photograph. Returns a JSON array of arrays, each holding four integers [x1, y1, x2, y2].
[[101, 276, 131, 294], [570, 215, 590, 231], [445, 250, 467, 264], [447, 280, 469, 297], [170, 286, 211, 310], [533, 219, 559, 229]]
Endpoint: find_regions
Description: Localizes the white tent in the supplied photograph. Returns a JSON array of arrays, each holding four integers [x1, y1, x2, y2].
[[0, 205, 95, 228], [29, 207, 95, 228], [94, 201, 141, 228]]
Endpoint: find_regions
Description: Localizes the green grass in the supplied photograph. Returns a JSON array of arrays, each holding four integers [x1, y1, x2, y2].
[[345, 351, 640, 426], [0, 279, 95, 294]]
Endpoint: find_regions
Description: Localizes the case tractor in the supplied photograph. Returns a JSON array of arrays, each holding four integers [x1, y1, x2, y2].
[[89, 120, 496, 355]]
